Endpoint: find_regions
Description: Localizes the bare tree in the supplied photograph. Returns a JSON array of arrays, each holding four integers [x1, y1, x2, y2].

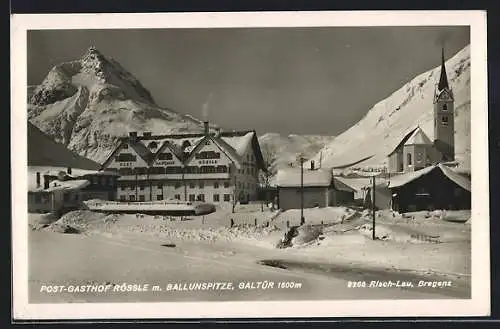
[[259, 143, 278, 188]]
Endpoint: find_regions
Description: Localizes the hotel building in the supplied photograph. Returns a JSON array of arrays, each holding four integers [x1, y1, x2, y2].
[[101, 122, 265, 204]]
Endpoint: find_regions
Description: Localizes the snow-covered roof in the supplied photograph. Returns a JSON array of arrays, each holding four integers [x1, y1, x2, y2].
[[29, 179, 90, 193], [276, 168, 332, 187], [105, 130, 260, 168], [388, 164, 471, 191], [42, 168, 119, 177], [221, 132, 254, 157], [404, 127, 433, 146], [332, 177, 357, 193]]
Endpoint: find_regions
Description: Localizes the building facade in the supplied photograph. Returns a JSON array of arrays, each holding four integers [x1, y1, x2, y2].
[[100, 122, 265, 204], [388, 48, 455, 174], [275, 166, 356, 211], [28, 168, 119, 214], [388, 164, 471, 212]]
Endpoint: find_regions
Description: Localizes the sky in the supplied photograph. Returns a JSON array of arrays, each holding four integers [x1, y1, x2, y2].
[[27, 26, 470, 136]]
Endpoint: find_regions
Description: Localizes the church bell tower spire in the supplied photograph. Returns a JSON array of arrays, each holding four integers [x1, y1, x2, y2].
[[437, 47, 449, 91]]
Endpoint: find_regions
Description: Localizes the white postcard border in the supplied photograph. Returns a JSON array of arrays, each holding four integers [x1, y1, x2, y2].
[[11, 10, 490, 319]]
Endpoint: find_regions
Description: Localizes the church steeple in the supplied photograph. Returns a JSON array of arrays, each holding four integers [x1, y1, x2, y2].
[[437, 47, 449, 91]]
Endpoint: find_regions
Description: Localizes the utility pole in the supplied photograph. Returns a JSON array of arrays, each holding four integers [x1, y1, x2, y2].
[[372, 175, 376, 240], [299, 155, 306, 226]]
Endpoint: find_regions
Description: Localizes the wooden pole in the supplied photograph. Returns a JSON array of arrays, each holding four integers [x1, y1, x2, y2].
[[372, 175, 376, 240], [300, 157, 304, 225]]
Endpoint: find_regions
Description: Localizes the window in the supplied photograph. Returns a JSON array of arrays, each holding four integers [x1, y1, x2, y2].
[[214, 182, 219, 188], [174, 194, 181, 200], [166, 166, 183, 174], [213, 194, 220, 202], [135, 167, 148, 175], [129, 185, 135, 190], [224, 194, 231, 202], [189, 194, 195, 201], [224, 182, 230, 188], [118, 168, 133, 176], [189, 182, 195, 188], [175, 182, 181, 189], [116, 153, 136, 162], [148, 141, 158, 150], [129, 195, 136, 201], [195, 151, 221, 160], [74, 194, 79, 201], [407, 153, 412, 166], [197, 194, 205, 202], [63, 193, 70, 202], [120, 185, 126, 190], [149, 167, 165, 175], [123, 144, 129, 149], [158, 152, 173, 160], [216, 165, 228, 173], [120, 195, 126, 201], [157, 195, 163, 201], [139, 185, 145, 190], [139, 195, 145, 202], [442, 104, 448, 111], [157, 184, 163, 189], [441, 116, 449, 126], [199, 181, 204, 189]]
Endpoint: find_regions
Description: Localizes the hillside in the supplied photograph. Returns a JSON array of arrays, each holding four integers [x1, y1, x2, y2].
[[312, 45, 471, 172], [27, 121, 100, 170], [258, 133, 336, 171], [28, 46, 209, 164]]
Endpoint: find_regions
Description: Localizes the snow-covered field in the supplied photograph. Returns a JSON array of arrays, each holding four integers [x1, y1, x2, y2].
[[28, 205, 471, 302]]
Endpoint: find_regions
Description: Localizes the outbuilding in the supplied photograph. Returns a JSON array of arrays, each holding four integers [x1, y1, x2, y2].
[[275, 167, 356, 211], [388, 163, 471, 212]]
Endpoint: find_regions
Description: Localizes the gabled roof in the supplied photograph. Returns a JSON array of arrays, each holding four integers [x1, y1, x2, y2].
[[332, 177, 357, 193], [184, 134, 243, 168], [276, 168, 332, 187], [388, 164, 471, 192], [404, 127, 433, 146], [387, 127, 419, 156], [152, 140, 185, 163]]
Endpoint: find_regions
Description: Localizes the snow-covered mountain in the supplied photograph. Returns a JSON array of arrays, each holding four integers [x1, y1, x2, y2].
[[258, 133, 336, 171], [28, 46, 210, 164], [312, 45, 471, 172]]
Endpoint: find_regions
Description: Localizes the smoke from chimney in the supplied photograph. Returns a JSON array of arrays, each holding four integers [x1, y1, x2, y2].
[[201, 92, 212, 121]]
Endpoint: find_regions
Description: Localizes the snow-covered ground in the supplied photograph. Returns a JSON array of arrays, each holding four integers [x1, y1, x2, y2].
[[28, 205, 471, 302]]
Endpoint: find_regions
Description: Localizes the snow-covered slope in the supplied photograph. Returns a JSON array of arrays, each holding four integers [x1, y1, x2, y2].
[[28, 46, 209, 164], [258, 133, 336, 170], [313, 45, 471, 172]]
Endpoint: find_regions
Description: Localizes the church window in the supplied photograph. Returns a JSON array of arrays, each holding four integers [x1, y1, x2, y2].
[[442, 104, 448, 111], [441, 116, 449, 126], [407, 153, 412, 165]]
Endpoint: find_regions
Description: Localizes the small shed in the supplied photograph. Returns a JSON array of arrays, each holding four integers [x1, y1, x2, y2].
[[275, 168, 356, 211], [388, 163, 471, 212]]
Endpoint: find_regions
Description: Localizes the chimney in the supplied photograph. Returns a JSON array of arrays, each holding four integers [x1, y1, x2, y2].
[[36, 172, 41, 188], [310, 160, 315, 170], [129, 131, 138, 142], [143, 132, 152, 138], [204, 121, 209, 135], [67, 167, 72, 175]]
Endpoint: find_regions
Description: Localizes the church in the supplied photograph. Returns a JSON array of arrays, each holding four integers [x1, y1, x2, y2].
[[388, 49, 456, 174]]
